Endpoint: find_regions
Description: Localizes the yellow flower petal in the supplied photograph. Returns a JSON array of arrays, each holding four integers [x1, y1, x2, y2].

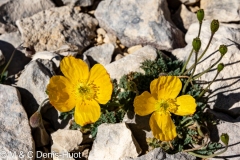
[[134, 91, 157, 116], [173, 95, 197, 116], [74, 100, 101, 126], [47, 76, 76, 112], [150, 76, 182, 100], [149, 112, 177, 141], [60, 56, 89, 82], [88, 64, 112, 104]]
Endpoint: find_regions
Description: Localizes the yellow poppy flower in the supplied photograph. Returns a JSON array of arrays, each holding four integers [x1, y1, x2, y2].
[[134, 76, 196, 141], [47, 56, 113, 126]]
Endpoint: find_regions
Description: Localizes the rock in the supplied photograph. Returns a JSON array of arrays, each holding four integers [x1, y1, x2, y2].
[[62, 0, 94, 7], [105, 45, 157, 82], [0, 84, 34, 159], [84, 43, 115, 66], [0, 22, 17, 34], [172, 4, 197, 32], [88, 123, 142, 160], [127, 45, 143, 54], [124, 148, 196, 160], [180, 0, 200, 5], [0, 0, 55, 25], [51, 129, 83, 153], [201, 0, 240, 23], [95, 0, 185, 51], [32, 51, 62, 68], [16, 59, 54, 117], [122, 111, 153, 154], [16, 6, 98, 53], [0, 0, 9, 6], [96, 35, 104, 44], [172, 21, 240, 117], [103, 33, 117, 44], [0, 31, 31, 76], [114, 54, 124, 61], [97, 28, 107, 37], [0, 49, 5, 66]]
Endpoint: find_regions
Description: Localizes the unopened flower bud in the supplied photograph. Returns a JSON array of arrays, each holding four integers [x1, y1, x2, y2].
[[217, 63, 224, 72], [192, 37, 201, 52], [197, 9, 204, 23], [219, 45, 228, 56], [211, 20, 219, 33], [29, 111, 42, 128], [220, 133, 229, 145]]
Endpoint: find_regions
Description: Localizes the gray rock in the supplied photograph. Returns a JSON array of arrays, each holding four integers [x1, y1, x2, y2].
[[16, 59, 54, 117], [84, 43, 115, 66], [0, 31, 31, 76], [0, 0, 9, 6], [172, 21, 240, 117], [0, 84, 34, 159], [105, 45, 157, 82], [32, 51, 62, 68], [51, 129, 83, 153], [95, 0, 185, 51], [0, 22, 17, 34], [172, 4, 197, 32], [16, 6, 98, 53], [0, 0, 55, 25], [122, 111, 154, 154], [201, 0, 240, 23], [62, 0, 94, 7], [124, 148, 196, 160], [88, 123, 142, 160]]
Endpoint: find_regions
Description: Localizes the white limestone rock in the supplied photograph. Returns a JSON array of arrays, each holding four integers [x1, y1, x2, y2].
[[88, 123, 142, 160], [0, 84, 34, 159], [201, 0, 240, 23], [105, 45, 157, 82], [83, 43, 115, 66], [95, 0, 185, 51], [51, 129, 83, 153], [16, 6, 98, 53], [0, 0, 55, 24]]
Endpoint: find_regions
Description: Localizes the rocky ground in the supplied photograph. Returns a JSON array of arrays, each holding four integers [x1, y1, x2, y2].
[[0, 0, 240, 159]]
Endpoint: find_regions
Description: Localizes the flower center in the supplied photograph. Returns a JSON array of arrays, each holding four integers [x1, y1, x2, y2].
[[76, 80, 99, 101], [156, 99, 178, 114]]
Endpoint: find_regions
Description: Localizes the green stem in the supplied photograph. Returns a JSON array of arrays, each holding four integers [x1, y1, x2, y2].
[[37, 98, 49, 112], [0, 43, 23, 79], [184, 33, 215, 75], [198, 71, 220, 98], [187, 146, 228, 159], [182, 51, 198, 94], [197, 22, 202, 38], [181, 49, 194, 74], [180, 117, 193, 125], [193, 56, 223, 80]]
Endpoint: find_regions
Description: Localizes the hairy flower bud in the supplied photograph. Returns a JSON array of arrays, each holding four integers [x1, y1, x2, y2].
[[192, 37, 201, 52], [211, 19, 219, 33], [219, 45, 228, 56], [29, 111, 42, 128], [197, 9, 204, 23], [217, 63, 224, 72], [220, 133, 229, 145]]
